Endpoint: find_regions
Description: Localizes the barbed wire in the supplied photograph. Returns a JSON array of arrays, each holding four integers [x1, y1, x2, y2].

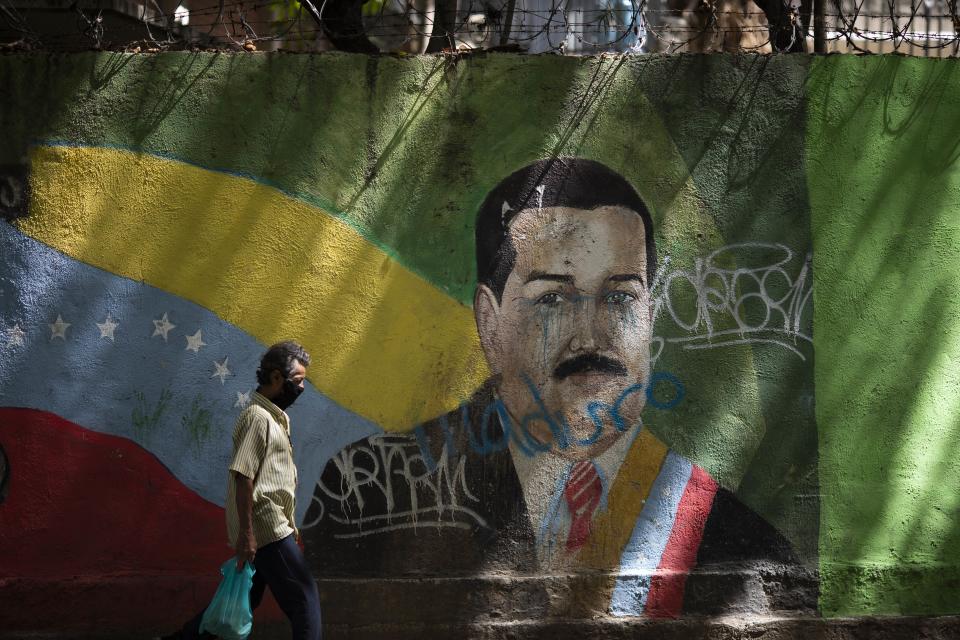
[[1, 0, 959, 55]]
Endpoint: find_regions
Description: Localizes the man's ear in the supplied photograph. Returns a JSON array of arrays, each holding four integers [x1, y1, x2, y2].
[[474, 284, 502, 374]]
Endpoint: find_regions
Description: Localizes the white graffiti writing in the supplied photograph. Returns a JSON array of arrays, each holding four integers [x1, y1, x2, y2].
[[651, 242, 812, 360], [302, 434, 486, 537]]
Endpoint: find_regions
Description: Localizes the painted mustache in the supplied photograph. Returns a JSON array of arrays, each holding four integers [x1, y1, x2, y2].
[[553, 353, 628, 381]]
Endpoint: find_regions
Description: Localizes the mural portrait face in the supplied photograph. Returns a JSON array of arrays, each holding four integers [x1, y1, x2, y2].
[[476, 205, 652, 458]]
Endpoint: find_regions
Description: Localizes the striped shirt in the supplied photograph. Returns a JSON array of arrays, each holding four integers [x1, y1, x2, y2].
[[226, 392, 298, 548]]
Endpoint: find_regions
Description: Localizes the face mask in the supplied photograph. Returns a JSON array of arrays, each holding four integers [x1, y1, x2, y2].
[[274, 377, 304, 410]]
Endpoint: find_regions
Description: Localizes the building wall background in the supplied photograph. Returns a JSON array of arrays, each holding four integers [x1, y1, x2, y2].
[[0, 52, 953, 634]]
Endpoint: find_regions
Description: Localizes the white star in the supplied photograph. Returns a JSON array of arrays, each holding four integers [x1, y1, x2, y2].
[[6, 324, 26, 347], [185, 329, 207, 353], [235, 390, 251, 408], [96, 314, 119, 341], [211, 357, 231, 384], [152, 312, 176, 342], [49, 314, 71, 341]]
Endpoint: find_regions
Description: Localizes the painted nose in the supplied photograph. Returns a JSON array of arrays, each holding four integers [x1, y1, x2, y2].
[[568, 297, 602, 352]]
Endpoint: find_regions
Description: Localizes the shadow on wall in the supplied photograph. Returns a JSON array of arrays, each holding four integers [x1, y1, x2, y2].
[[809, 55, 960, 617], [0, 165, 29, 222]]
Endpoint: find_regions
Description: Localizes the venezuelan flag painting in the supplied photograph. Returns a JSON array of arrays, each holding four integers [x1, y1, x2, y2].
[[0, 143, 494, 629]]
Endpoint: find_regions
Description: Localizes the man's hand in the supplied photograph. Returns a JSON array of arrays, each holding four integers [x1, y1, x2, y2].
[[236, 529, 256, 570]]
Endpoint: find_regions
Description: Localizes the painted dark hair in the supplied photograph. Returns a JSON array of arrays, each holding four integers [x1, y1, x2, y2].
[[256, 341, 312, 385], [475, 157, 657, 301]]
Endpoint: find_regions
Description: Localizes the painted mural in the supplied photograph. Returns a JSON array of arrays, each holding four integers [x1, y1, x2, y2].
[[5, 52, 957, 635], [302, 157, 814, 619]]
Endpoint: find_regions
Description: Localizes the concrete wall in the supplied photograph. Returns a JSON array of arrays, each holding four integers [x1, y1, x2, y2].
[[0, 52, 954, 636]]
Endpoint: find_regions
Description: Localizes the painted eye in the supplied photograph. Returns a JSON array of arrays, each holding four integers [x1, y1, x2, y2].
[[605, 291, 635, 304], [536, 292, 564, 306]]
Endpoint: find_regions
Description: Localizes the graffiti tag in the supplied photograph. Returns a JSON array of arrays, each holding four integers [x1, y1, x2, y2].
[[652, 242, 812, 360], [303, 433, 486, 537]]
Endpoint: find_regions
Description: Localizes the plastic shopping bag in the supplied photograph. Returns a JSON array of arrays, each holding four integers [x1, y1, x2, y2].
[[199, 558, 256, 640]]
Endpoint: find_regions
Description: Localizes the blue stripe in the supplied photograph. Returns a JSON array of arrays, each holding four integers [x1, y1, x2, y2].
[[609, 450, 692, 616], [0, 222, 379, 522]]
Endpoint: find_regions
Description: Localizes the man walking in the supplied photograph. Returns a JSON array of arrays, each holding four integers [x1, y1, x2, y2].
[[163, 341, 321, 640]]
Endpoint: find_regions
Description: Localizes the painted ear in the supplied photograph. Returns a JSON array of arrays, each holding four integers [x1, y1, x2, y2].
[[474, 284, 501, 374]]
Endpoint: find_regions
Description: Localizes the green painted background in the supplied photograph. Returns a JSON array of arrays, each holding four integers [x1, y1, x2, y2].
[[4, 51, 959, 617], [808, 56, 960, 616]]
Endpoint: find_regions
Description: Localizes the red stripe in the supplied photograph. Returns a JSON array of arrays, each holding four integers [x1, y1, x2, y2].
[[644, 465, 718, 619], [566, 477, 591, 497], [566, 463, 594, 493], [0, 407, 227, 578], [0, 407, 285, 630]]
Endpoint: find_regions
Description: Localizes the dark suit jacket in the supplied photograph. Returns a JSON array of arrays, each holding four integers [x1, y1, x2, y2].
[[302, 384, 817, 619]]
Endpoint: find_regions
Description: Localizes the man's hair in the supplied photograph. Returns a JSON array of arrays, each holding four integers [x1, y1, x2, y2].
[[475, 157, 657, 301], [256, 341, 311, 385]]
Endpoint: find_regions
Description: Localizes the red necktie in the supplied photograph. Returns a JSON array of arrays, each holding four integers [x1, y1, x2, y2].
[[563, 460, 602, 552]]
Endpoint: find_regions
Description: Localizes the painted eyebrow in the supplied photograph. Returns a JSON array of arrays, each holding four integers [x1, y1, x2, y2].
[[524, 271, 575, 285], [608, 273, 646, 286]]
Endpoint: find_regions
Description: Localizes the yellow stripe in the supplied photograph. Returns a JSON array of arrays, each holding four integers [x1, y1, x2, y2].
[[552, 428, 668, 617], [577, 428, 669, 569], [22, 145, 488, 431]]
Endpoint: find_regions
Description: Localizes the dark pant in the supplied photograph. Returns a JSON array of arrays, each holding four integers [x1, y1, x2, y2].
[[181, 535, 322, 640]]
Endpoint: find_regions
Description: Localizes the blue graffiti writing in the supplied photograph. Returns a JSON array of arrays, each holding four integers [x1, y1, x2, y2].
[[420, 373, 685, 461]]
